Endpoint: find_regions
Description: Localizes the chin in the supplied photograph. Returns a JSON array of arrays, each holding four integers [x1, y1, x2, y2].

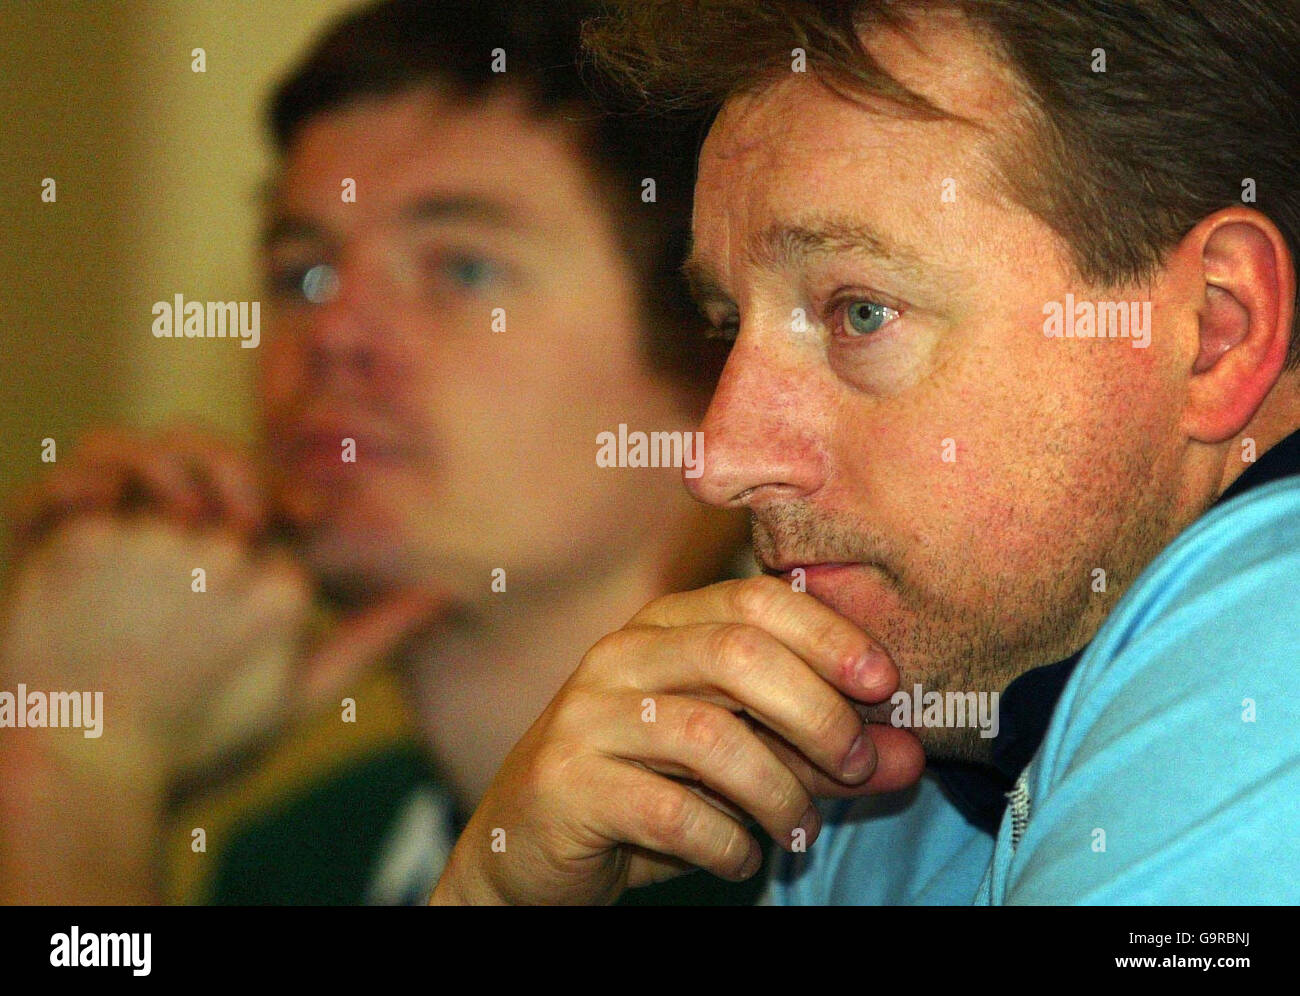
[[294, 526, 408, 598], [801, 563, 907, 639], [915, 725, 997, 765]]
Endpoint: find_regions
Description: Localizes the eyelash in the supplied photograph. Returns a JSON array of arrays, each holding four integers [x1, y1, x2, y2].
[[826, 295, 902, 338], [701, 295, 902, 342]]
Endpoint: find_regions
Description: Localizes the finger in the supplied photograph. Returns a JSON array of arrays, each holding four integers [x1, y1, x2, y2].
[[6, 473, 113, 557], [296, 588, 447, 713], [857, 723, 927, 794], [74, 428, 208, 518], [582, 759, 763, 887], [621, 847, 703, 892], [157, 426, 265, 533], [746, 721, 875, 799], [629, 575, 897, 702], [682, 781, 753, 827], [750, 711, 925, 796], [746, 718, 925, 800], [9, 441, 197, 554], [588, 623, 876, 784], [592, 694, 815, 851]]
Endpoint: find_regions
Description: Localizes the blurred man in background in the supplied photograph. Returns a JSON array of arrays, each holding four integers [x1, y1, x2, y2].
[[0, 0, 753, 904]]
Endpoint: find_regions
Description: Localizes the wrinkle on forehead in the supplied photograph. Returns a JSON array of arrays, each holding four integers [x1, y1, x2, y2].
[[700, 6, 1032, 207]]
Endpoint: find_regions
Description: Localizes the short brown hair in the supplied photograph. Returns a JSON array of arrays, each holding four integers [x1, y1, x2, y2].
[[585, 0, 1300, 368]]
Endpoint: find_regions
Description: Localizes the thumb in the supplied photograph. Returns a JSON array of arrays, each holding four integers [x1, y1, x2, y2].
[[296, 588, 446, 715]]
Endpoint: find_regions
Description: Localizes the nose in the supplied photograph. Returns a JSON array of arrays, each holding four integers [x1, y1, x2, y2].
[[300, 245, 398, 385], [685, 320, 829, 509]]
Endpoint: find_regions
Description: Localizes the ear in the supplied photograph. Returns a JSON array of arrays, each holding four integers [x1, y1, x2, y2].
[[1182, 208, 1296, 444]]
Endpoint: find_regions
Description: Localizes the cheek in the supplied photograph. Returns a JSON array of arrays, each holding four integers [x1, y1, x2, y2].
[[256, 335, 300, 416], [418, 347, 623, 504], [832, 362, 1062, 569]]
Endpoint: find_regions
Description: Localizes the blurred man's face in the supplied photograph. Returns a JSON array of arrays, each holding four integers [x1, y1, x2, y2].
[[686, 12, 1197, 758], [259, 88, 692, 602]]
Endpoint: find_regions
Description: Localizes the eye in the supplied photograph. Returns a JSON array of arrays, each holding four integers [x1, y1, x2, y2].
[[438, 254, 501, 291], [264, 260, 341, 306], [300, 263, 340, 304], [840, 299, 899, 336], [264, 261, 313, 300]]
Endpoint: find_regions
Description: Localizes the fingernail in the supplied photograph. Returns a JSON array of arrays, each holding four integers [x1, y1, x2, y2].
[[841, 729, 876, 780], [799, 804, 821, 839], [852, 650, 889, 695]]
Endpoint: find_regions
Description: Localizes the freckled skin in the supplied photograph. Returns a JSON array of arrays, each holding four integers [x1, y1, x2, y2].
[[686, 14, 1205, 762]]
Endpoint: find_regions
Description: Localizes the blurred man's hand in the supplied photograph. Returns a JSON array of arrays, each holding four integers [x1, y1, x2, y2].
[[1, 514, 310, 775], [0, 427, 441, 903], [8, 425, 268, 561], [3, 424, 441, 768]]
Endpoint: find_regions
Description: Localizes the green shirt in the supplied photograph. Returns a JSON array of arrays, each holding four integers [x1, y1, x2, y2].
[[207, 743, 769, 905]]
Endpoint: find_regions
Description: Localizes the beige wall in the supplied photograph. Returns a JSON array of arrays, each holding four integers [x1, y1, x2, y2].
[[0, 0, 357, 567]]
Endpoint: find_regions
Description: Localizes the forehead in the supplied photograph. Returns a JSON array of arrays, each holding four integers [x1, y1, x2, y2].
[[693, 10, 1025, 253], [271, 87, 598, 227]]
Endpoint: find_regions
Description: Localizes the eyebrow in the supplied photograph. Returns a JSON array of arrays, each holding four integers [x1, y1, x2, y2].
[[402, 193, 531, 229], [260, 192, 535, 248], [682, 215, 935, 307]]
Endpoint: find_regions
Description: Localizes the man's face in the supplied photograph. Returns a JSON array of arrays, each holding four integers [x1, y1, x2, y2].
[[258, 88, 691, 602], [687, 12, 1195, 758]]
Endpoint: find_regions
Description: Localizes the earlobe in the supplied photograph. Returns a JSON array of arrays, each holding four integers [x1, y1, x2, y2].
[[1183, 213, 1295, 444]]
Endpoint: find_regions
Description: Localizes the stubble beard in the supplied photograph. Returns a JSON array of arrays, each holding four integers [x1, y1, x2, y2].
[[751, 460, 1187, 766]]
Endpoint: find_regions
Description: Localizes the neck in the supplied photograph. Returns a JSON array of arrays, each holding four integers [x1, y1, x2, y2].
[[1219, 381, 1300, 496], [401, 509, 741, 814]]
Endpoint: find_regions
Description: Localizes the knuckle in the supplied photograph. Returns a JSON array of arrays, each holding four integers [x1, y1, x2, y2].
[[679, 704, 732, 763], [256, 550, 310, 593], [812, 613, 853, 662], [727, 575, 784, 622], [521, 745, 568, 802], [762, 778, 809, 825], [627, 591, 674, 626], [635, 784, 692, 847], [245, 567, 310, 625], [803, 698, 855, 754], [577, 628, 637, 681], [544, 685, 598, 741], [52, 515, 117, 556], [706, 622, 767, 674], [24, 515, 122, 583], [510, 732, 588, 820]]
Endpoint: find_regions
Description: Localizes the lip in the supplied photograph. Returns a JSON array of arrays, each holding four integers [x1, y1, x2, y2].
[[283, 423, 407, 472], [767, 561, 862, 582], [763, 557, 856, 574], [767, 562, 874, 612]]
